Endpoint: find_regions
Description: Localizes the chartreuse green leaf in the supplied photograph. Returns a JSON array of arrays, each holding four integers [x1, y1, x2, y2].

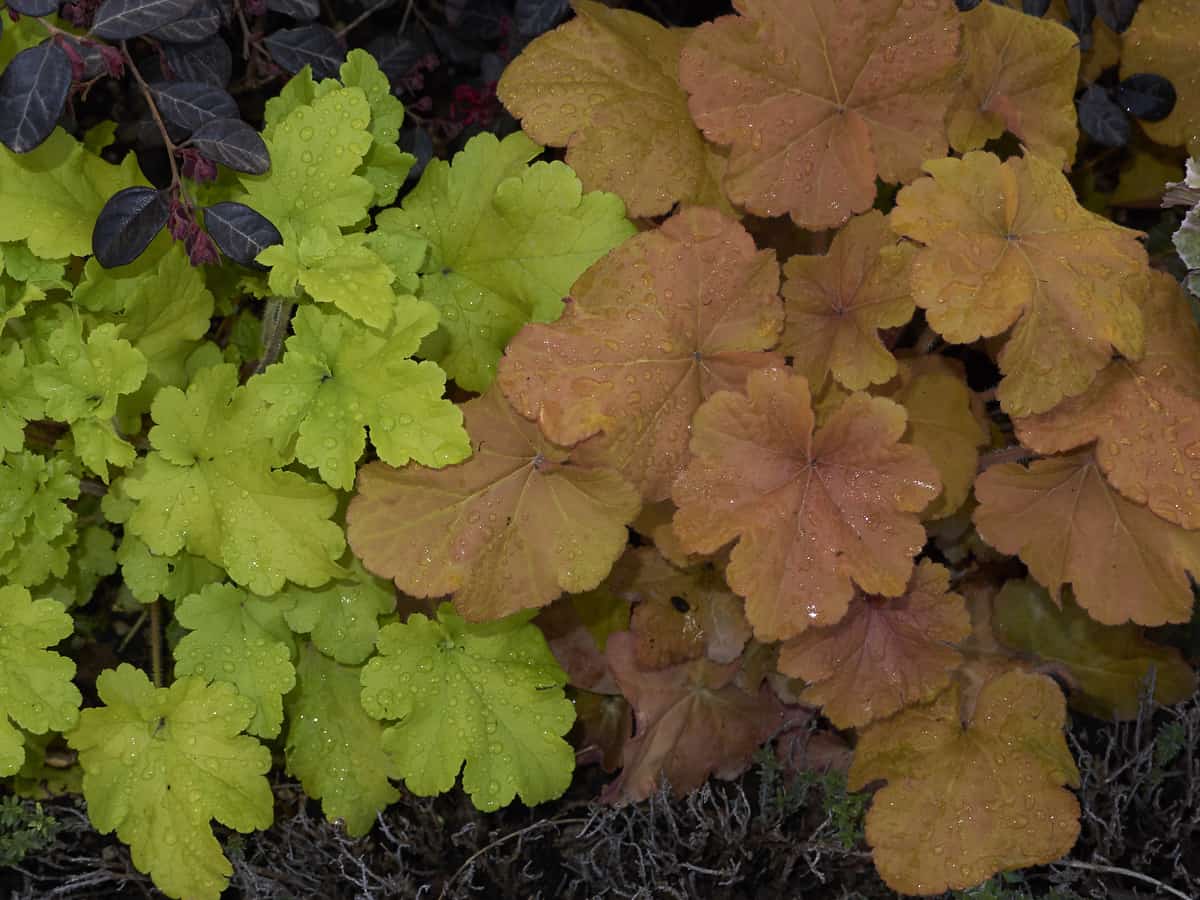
[[360, 602, 575, 812], [376, 131, 635, 392], [281, 558, 396, 665], [240, 87, 374, 243], [31, 309, 147, 481], [0, 448, 79, 587], [0, 342, 42, 453], [248, 303, 468, 490], [122, 363, 345, 595], [117, 534, 225, 604], [285, 643, 402, 836], [0, 585, 81, 775], [174, 584, 296, 739], [37, 524, 118, 609], [0, 127, 147, 259], [257, 226, 402, 330], [67, 665, 274, 900]]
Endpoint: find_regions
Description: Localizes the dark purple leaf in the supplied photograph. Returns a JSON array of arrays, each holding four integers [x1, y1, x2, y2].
[[150, 80, 237, 132], [955, 0, 982, 9], [1118, 73, 1176, 121], [0, 42, 72, 154], [162, 36, 232, 86], [92, 187, 170, 268], [203, 202, 281, 268], [91, 0, 197, 38], [188, 117, 269, 174], [1077, 84, 1130, 148], [428, 22, 482, 66], [366, 27, 435, 84], [263, 24, 345, 79], [7, 0, 60, 16], [1065, 0, 1096, 51], [399, 123, 432, 181], [148, 0, 220, 42], [515, 0, 567, 37], [265, 0, 318, 20], [1021, 0, 1051, 14], [444, 0, 507, 41], [1095, 0, 1139, 32]]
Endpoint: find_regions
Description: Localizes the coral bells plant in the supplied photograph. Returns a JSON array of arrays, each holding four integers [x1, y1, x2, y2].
[[1, 0, 1199, 897]]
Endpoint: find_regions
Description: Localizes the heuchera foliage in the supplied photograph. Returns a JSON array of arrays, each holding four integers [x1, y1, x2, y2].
[[1, 0, 1200, 897]]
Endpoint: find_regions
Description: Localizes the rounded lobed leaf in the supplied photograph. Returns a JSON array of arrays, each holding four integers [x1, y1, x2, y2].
[[679, 0, 961, 229], [779, 210, 914, 392], [498, 206, 783, 502], [777, 560, 970, 729], [974, 451, 1200, 626], [347, 385, 641, 621], [1121, 0, 1200, 154], [848, 670, 1080, 895], [359, 603, 576, 812], [672, 367, 941, 643], [891, 151, 1149, 416]]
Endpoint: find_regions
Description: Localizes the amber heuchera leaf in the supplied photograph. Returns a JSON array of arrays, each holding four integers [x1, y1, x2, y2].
[[496, 0, 726, 217], [499, 207, 783, 502], [1121, 0, 1200, 155], [346, 387, 641, 621], [535, 589, 630, 693], [848, 670, 1080, 895], [992, 579, 1197, 721], [892, 151, 1148, 416], [599, 631, 790, 804], [777, 561, 969, 730], [1015, 272, 1200, 529], [974, 451, 1200, 626], [672, 368, 941, 642], [949, 2, 1079, 168], [780, 210, 915, 392], [610, 548, 751, 669], [885, 359, 988, 520], [679, 0, 960, 229], [573, 690, 632, 773], [1007, 0, 1119, 83]]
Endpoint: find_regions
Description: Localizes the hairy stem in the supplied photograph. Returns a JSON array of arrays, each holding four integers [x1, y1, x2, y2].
[[255, 297, 296, 373]]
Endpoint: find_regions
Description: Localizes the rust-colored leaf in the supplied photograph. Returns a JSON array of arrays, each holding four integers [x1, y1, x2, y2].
[[1015, 272, 1200, 529], [891, 151, 1149, 417], [679, 0, 960, 229], [600, 631, 789, 804], [536, 589, 630, 693], [992, 579, 1197, 721], [610, 547, 751, 669], [573, 690, 632, 773], [780, 210, 916, 392], [499, 207, 783, 502], [848, 670, 1080, 895], [949, 2, 1080, 168], [777, 560, 970, 730], [496, 0, 727, 217], [672, 367, 941, 642], [973, 451, 1200, 626], [346, 386, 641, 621]]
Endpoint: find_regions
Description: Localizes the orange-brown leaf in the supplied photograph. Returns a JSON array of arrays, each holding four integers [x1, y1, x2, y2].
[[672, 368, 941, 642], [949, 2, 1080, 167], [848, 670, 1080, 895], [610, 547, 751, 669], [1015, 272, 1200, 529], [780, 210, 916, 392], [496, 0, 727, 217], [600, 631, 789, 804], [679, 0, 960, 229], [778, 560, 969, 729], [498, 207, 783, 502], [891, 151, 1149, 417], [1121, 0, 1200, 155], [346, 387, 641, 621], [973, 451, 1200, 626]]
